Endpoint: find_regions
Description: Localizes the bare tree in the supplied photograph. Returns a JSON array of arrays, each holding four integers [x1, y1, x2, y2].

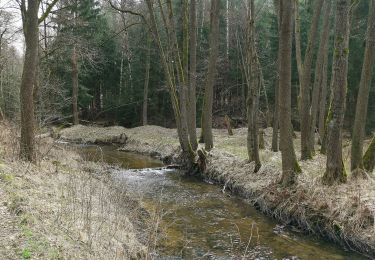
[[188, 0, 198, 150], [201, 0, 220, 151], [246, 0, 261, 172], [271, 0, 280, 152], [19, 0, 59, 161], [142, 34, 151, 126], [351, 0, 375, 173], [323, 0, 351, 185], [279, 0, 301, 186], [309, 0, 332, 153], [297, 0, 324, 160]]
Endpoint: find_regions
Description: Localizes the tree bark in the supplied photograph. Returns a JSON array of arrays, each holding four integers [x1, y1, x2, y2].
[[188, 0, 198, 150], [279, 0, 301, 186], [246, 0, 261, 172], [145, 0, 195, 164], [351, 0, 375, 171], [309, 0, 332, 153], [72, 45, 79, 125], [271, 0, 280, 152], [363, 134, 375, 172], [142, 35, 151, 126], [300, 0, 324, 160], [323, 0, 350, 185], [202, 0, 220, 151], [20, 0, 40, 161], [318, 46, 329, 141]]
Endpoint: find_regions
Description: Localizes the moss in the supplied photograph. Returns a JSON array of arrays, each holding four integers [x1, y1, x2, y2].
[[0, 173, 14, 183], [294, 160, 302, 173]]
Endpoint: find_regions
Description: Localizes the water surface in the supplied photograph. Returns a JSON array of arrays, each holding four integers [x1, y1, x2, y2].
[[77, 145, 366, 259]]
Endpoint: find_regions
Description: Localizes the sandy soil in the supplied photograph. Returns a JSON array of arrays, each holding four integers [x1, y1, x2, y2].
[[59, 124, 375, 257]]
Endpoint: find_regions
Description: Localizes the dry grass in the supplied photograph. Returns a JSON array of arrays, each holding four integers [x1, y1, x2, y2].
[[0, 122, 158, 259]]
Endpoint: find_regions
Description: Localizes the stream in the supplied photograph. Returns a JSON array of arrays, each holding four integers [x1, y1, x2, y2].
[[75, 145, 366, 259]]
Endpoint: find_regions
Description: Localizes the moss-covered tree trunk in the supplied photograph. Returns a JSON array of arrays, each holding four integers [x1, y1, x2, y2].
[[72, 45, 79, 125], [279, 0, 301, 186], [351, 0, 375, 172], [322, 0, 350, 185]]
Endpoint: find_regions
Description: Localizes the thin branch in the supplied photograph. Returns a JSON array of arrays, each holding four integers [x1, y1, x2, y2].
[[38, 0, 59, 24]]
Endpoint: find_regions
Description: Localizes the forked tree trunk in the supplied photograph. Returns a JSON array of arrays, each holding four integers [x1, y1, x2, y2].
[[271, 0, 280, 152], [20, 0, 40, 161], [188, 0, 198, 150], [323, 0, 350, 185], [72, 45, 79, 125], [351, 0, 375, 171], [142, 36, 151, 126], [202, 0, 220, 151], [299, 0, 324, 160], [145, 0, 195, 164], [309, 0, 332, 153], [279, 0, 301, 186]]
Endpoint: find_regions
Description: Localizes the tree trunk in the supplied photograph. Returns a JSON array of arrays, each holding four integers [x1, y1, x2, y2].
[[188, 0, 198, 150], [300, 0, 324, 160], [202, 0, 220, 151], [145, 0, 195, 164], [72, 45, 79, 125], [279, 0, 301, 186], [246, 0, 261, 172], [20, 0, 40, 161], [363, 134, 375, 172], [142, 36, 151, 126], [323, 0, 350, 185], [351, 0, 375, 171], [309, 0, 332, 153], [318, 45, 329, 141], [272, 0, 280, 152]]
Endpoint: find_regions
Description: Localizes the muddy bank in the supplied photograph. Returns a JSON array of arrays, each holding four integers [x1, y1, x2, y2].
[[59, 125, 375, 257]]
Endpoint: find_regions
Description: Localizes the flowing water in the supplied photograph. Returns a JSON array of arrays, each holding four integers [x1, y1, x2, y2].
[[76, 145, 367, 259]]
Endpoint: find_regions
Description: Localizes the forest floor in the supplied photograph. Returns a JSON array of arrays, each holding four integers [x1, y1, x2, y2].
[[0, 122, 152, 259], [60, 124, 375, 257]]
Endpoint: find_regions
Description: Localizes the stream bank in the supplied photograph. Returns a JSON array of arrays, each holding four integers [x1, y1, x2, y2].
[[59, 124, 375, 258]]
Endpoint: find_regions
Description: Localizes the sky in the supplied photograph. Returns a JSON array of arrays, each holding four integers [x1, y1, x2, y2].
[[1, 0, 25, 55]]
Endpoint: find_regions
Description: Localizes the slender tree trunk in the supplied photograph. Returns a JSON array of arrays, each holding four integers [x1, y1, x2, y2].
[[72, 45, 79, 125], [202, 0, 220, 151], [271, 0, 280, 152], [294, 0, 303, 91], [318, 44, 329, 141], [323, 0, 350, 185], [246, 0, 261, 172], [300, 0, 324, 160], [145, 0, 195, 164], [363, 134, 375, 172], [351, 0, 375, 172], [309, 0, 332, 153], [188, 0, 198, 150], [142, 36, 151, 126], [279, 0, 301, 186], [20, 0, 40, 161]]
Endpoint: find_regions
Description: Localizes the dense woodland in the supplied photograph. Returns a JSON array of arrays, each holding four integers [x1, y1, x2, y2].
[[0, 0, 374, 185]]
